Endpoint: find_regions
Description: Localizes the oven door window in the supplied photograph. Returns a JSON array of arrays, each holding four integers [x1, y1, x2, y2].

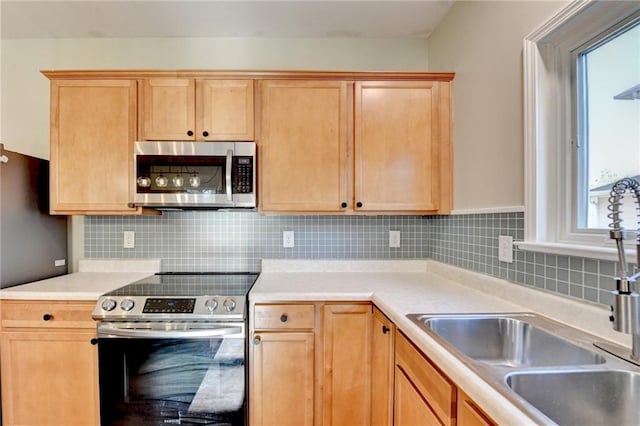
[[98, 336, 245, 426]]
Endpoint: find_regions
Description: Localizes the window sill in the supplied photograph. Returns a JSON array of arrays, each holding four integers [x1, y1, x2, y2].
[[515, 241, 636, 264]]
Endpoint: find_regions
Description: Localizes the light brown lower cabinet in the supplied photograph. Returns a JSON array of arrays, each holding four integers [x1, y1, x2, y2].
[[372, 307, 395, 426], [394, 330, 497, 426], [0, 300, 100, 426], [394, 365, 442, 426], [250, 331, 315, 426], [250, 302, 372, 426], [250, 302, 495, 426], [457, 390, 495, 426]]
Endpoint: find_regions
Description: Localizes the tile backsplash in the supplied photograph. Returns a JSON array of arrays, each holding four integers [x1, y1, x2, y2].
[[85, 212, 427, 273], [85, 211, 620, 306]]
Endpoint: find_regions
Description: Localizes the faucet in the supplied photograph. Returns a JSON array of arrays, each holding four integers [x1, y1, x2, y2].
[[608, 177, 640, 361]]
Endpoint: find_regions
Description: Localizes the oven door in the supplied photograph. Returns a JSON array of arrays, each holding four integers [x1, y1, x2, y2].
[[97, 322, 246, 426]]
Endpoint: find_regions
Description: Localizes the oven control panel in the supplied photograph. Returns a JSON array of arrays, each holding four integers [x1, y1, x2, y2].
[[92, 295, 246, 321], [143, 298, 196, 314]]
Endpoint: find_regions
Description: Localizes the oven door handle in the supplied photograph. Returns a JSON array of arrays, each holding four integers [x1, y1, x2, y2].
[[225, 148, 233, 202], [97, 323, 244, 339]]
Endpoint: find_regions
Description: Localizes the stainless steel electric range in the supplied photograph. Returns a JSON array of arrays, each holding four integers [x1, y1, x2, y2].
[[92, 272, 259, 426]]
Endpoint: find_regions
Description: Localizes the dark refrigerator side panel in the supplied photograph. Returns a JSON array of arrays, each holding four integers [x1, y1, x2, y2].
[[0, 146, 68, 288]]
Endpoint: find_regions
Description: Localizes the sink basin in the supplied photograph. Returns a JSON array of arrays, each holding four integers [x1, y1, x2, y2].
[[507, 370, 640, 425], [410, 314, 605, 367]]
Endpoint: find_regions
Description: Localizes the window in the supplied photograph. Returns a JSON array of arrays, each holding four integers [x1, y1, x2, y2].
[[576, 19, 640, 230], [521, 1, 640, 261]]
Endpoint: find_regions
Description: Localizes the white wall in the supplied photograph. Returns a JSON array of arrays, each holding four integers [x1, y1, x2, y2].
[[427, 1, 567, 212], [1, 36, 429, 159]]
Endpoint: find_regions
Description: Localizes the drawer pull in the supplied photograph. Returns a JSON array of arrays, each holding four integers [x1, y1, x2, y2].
[[280, 314, 288, 323], [43, 314, 53, 321], [90, 338, 99, 345], [382, 325, 390, 334]]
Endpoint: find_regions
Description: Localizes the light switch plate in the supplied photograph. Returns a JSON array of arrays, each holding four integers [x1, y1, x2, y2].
[[389, 230, 401, 248], [498, 235, 513, 263], [283, 230, 295, 248], [123, 231, 135, 249]]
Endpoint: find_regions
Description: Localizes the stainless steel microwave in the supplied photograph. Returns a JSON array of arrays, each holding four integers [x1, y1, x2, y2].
[[133, 141, 256, 209]]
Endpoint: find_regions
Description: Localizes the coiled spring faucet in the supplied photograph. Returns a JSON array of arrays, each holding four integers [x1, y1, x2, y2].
[[608, 177, 640, 360]]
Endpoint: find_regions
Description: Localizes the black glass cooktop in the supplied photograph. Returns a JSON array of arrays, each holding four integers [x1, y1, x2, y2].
[[105, 272, 259, 297]]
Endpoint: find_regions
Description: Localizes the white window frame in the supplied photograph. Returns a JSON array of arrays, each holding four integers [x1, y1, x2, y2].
[[520, 0, 640, 262]]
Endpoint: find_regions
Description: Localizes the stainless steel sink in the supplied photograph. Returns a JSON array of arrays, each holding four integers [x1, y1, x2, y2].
[[506, 370, 640, 425], [406, 312, 640, 425], [410, 314, 605, 367]]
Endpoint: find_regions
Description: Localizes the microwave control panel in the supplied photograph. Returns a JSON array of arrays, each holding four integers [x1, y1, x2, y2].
[[234, 157, 253, 194]]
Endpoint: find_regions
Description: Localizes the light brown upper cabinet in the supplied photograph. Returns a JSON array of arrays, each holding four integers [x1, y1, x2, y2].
[[259, 80, 350, 212], [49, 79, 139, 215], [355, 81, 452, 213], [259, 78, 452, 214], [140, 79, 254, 141]]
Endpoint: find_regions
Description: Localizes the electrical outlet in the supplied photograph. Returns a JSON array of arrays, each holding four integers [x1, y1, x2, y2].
[[54, 259, 66, 267], [389, 230, 401, 248], [123, 231, 135, 249], [498, 235, 513, 263], [283, 230, 295, 248]]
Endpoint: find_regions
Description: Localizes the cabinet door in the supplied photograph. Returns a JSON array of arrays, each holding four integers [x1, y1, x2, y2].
[[0, 330, 99, 426], [141, 79, 196, 140], [196, 80, 254, 141], [50, 80, 139, 214], [250, 332, 315, 426], [394, 366, 442, 426], [259, 80, 349, 212], [322, 304, 372, 426], [458, 390, 495, 426], [372, 307, 395, 426], [355, 81, 451, 213]]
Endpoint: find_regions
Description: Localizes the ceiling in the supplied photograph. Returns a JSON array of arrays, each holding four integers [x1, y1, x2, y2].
[[1, 1, 454, 40]]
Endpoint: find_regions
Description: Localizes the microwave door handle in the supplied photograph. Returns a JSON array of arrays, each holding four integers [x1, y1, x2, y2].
[[226, 149, 233, 202]]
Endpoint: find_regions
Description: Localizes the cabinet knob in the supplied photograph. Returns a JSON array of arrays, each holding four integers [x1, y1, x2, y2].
[[90, 338, 99, 345], [382, 325, 390, 334], [187, 130, 194, 136], [253, 336, 261, 345], [356, 202, 363, 208], [341, 202, 347, 208], [280, 314, 288, 323], [42, 314, 53, 321], [202, 131, 209, 137], [127, 202, 136, 209]]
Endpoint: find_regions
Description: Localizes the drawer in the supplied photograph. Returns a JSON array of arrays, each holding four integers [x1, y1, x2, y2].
[[0, 300, 96, 329], [395, 331, 456, 425], [254, 304, 315, 330]]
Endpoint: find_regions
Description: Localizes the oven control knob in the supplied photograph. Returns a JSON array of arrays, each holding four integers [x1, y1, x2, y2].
[[101, 298, 117, 312], [120, 299, 135, 312], [223, 298, 237, 313], [205, 298, 218, 312]]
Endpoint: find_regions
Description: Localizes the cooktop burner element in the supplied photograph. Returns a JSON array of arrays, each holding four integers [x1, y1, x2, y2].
[[92, 272, 259, 322]]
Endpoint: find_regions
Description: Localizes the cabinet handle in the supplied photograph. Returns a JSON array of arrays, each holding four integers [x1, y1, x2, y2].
[[187, 130, 194, 136], [127, 202, 136, 209], [253, 336, 261, 345], [42, 314, 53, 321], [341, 202, 347, 208], [90, 338, 99, 345], [356, 202, 363, 208], [202, 131, 209, 137], [382, 325, 390, 334], [280, 314, 288, 323]]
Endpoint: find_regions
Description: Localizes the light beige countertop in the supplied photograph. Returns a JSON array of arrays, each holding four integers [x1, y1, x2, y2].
[[0, 259, 160, 300], [251, 259, 630, 426]]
